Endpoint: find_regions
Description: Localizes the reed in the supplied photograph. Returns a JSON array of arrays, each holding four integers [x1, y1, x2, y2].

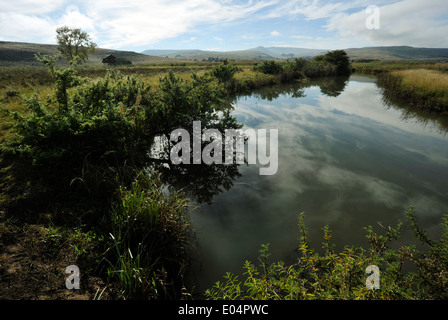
[[377, 69, 448, 113], [107, 171, 191, 299]]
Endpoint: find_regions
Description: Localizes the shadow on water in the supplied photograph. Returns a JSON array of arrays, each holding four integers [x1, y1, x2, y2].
[[154, 162, 241, 205]]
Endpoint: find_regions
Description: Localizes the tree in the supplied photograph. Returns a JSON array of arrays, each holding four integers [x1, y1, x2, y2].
[[313, 50, 351, 76], [56, 26, 97, 64]]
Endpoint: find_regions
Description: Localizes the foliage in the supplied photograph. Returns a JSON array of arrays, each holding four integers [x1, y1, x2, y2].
[[253, 60, 284, 75], [0, 47, 243, 299], [107, 170, 191, 299], [1, 55, 237, 203], [205, 207, 448, 300], [56, 26, 97, 64], [250, 50, 351, 84], [210, 59, 241, 84], [313, 50, 351, 75]]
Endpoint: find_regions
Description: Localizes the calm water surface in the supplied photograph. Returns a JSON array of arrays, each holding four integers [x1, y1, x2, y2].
[[186, 75, 448, 292]]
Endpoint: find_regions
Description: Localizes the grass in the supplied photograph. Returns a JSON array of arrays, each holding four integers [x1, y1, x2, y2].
[[352, 60, 448, 113], [352, 60, 448, 75], [393, 69, 448, 92], [107, 171, 191, 299], [377, 68, 448, 113]]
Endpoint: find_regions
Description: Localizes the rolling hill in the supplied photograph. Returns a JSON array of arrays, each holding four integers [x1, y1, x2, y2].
[[0, 41, 176, 67], [345, 46, 448, 61], [1, 41, 448, 67], [142, 45, 448, 62], [141, 48, 275, 61]]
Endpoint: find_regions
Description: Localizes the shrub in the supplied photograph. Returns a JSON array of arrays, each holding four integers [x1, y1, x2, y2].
[[1, 62, 237, 208], [253, 60, 284, 75], [205, 207, 448, 300], [210, 59, 240, 83]]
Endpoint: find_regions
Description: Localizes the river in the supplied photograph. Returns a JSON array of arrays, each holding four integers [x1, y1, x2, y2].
[[184, 75, 448, 294]]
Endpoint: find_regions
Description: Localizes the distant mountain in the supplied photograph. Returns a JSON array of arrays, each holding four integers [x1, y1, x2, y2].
[[142, 48, 275, 61], [345, 46, 448, 61], [249, 46, 328, 58], [141, 46, 325, 61], [142, 45, 448, 62], [0, 41, 175, 67], [2, 41, 447, 67]]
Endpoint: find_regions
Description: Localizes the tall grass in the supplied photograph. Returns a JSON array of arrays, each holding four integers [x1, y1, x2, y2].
[[107, 170, 191, 299], [352, 60, 448, 75], [377, 69, 448, 113]]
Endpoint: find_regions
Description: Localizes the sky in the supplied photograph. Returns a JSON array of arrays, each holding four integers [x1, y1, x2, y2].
[[0, 0, 447, 52]]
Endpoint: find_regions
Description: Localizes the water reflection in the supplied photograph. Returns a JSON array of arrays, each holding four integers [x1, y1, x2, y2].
[[148, 110, 243, 204], [156, 162, 241, 204], [187, 75, 448, 293], [236, 75, 350, 102], [378, 84, 448, 135]]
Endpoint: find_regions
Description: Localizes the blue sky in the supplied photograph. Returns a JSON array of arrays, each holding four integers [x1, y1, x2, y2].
[[1, 0, 447, 52]]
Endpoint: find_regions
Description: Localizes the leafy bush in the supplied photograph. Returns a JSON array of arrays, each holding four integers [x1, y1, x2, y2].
[[251, 50, 351, 82], [253, 60, 284, 75], [205, 207, 448, 300], [210, 59, 240, 83], [313, 50, 351, 75], [1, 58, 236, 206]]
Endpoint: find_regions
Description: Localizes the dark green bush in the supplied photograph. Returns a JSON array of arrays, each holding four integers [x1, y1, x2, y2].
[[210, 59, 240, 83], [0, 54, 242, 220], [253, 60, 284, 75]]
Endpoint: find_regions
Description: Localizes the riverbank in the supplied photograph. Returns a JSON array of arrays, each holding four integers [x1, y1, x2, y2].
[[1, 52, 447, 300], [377, 69, 448, 114], [353, 60, 448, 114]]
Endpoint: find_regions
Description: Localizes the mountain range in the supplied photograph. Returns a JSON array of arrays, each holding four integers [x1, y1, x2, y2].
[[142, 45, 448, 62], [1, 41, 448, 67]]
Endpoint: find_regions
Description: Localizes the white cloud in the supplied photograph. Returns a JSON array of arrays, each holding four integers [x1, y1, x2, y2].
[[1, 0, 447, 49], [83, 0, 276, 48], [263, 0, 448, 48], [325, 0, 448, 47], [0, 0, 275, 48], [0, 0, 66, 14], [0, 13, 55, 43], [264, 0, 378, 20], [59, 6, 95, 32]]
